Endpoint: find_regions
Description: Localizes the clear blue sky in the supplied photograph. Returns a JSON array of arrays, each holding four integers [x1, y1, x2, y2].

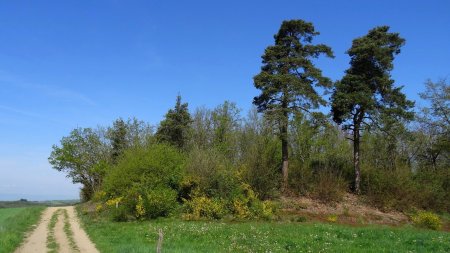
[[1, 0, 449, 200]]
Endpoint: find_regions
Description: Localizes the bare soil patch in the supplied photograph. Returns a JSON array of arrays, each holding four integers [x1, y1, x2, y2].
[[281, 193, 409, 226]]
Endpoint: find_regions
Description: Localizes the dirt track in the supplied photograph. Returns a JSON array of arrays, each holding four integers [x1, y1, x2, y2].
[[15, 206, 99, 253]]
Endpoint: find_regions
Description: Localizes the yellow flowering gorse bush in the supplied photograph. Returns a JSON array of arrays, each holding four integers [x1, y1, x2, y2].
[[412, 211, 442, 230], [135, 195, 146, 218]]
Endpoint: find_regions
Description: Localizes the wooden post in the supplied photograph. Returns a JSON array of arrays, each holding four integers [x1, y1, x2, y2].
[[156, 228, 163, 253]]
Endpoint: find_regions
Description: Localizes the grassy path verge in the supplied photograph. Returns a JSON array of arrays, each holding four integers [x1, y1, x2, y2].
[[62, 209, 80, 252], [78, 208, 450, 252], [0, 207, 45, 253], [46, 209, 61, 253]]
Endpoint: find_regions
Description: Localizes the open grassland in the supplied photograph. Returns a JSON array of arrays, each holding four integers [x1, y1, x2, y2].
[[0, 207, 45, 253], [78, 211, 450, 252]]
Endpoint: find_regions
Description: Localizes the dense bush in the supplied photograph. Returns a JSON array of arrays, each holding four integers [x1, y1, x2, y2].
[[239, 131, 281, 199], [361, 166, 450, 212], [289, 159, 350, 203], [310, 171, 348, 203], [411, 211, 442, 230], [182, 183, 278, 220], [413, 170, 450, 212], [144, 187, 178, 218], [101, 144, 185, 220], [182, 196, 226, 220], [361, 167, 418, 211], [185, 147, 241, 199]]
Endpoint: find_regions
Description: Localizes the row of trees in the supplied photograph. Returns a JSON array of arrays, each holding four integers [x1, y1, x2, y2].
[[49, 20, 449, 217], [253, 20, 415, 194]]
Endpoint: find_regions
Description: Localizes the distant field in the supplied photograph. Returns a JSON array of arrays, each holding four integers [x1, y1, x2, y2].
[[0, 207, 45, 253], [0, 200, 79, 209], [78, 211, 450, 253]]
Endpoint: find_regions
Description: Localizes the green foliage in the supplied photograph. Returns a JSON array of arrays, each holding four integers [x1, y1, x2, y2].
[[331, 26, 414, 194], [240, 109, 281, 199], [229, 183, 264, 219], [253, 19, 334, 113], [108, 118, 128, 163], [361, 167, 417, 211], [101, 143, 185, 220], [182, 196, 226, 220], [182, 182, 278, 220], [415, 79, 450, 170], [144, 187, 178, 218], [0, 207, 45, 253], [412, 211, 443, 230], [109, 204, 129, 222], [49, 127, 108, 200], [360, 164, 450, 212], [253, 19, 334, 188], [289, 113, 352, 202], [156, 95, 192, 149], [310, 172, 347, 203], [331, 26, 413, 127], [185, 147, 240, 199], [413, 170, 450, 212]]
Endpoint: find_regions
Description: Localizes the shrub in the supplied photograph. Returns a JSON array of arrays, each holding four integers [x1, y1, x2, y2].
[[260, 200, 278, 220], [411, 211, 442, 230], [135, 195, 146, 219], [413, 170, 450, 212], [144, 188, 178, 218], [101, 143, 185, 220], [310, 171, 347, 203], [326, 214, 338, 223], [239, 134, 281, 199], [296, 216, 307, 222], [232, 199, 252, 219], [185, 147, 241, 199], [361, 168, 418, 211], [109, 204, 129, 222], [182, 196, 226, 220]]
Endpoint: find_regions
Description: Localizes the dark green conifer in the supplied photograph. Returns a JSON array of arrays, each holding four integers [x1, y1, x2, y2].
[[253, 19, 334, 190], [331, 26, 414, 194]]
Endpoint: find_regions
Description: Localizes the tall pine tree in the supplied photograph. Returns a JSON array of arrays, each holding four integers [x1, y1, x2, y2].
[[253, 19, 334, 190], [331, 26, 414, 194]]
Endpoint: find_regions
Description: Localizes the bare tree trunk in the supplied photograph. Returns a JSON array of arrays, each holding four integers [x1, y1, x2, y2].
[[281, 131, 289, 192], [281, 107, 289, 192], [353, 124, 361, 195]]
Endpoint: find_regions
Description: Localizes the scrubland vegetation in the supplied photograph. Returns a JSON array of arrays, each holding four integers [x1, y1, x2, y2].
[[47, 19, 449, 251]]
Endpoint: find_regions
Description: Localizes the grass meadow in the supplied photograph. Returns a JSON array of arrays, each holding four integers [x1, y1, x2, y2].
[[78, 211, 450, 253], [0, 207, 44, 253]]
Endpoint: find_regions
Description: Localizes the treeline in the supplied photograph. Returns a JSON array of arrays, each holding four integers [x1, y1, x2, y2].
[[49, 20, 449, 220]]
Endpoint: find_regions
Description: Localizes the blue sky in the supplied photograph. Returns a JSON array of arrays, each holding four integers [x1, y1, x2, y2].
[[1, 0, 449, 200]]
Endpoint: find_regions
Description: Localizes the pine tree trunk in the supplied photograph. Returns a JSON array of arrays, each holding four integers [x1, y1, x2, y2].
[[281, 128, 289, 192], [281, 108, 289, 192], [353, 123, 361, 194]]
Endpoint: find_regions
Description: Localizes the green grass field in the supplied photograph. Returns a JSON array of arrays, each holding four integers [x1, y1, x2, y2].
[[78, 211, 450, 253], [0, 207, 45, 253]]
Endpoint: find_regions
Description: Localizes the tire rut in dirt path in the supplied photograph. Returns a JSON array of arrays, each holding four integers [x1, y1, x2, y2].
[[15, 206, 99, 253], [54, 210, 72, 253]]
